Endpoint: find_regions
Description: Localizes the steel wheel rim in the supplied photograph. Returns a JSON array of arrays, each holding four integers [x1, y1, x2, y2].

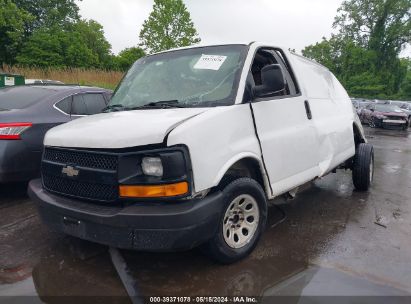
[[223, 194, 260, 249], [369, 157, 374, 183]]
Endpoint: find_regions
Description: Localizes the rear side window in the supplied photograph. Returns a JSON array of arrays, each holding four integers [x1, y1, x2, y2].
[[0, 87, 53, 109], [55, 96, 71, 114], [106, 92, 113, 100], [83, 94, 107, 114], [72, 93, 107, 115], [72, 95, 87, 115]]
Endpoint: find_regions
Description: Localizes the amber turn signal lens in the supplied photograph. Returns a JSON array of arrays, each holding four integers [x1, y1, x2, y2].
[[119, 182, 189, 198]]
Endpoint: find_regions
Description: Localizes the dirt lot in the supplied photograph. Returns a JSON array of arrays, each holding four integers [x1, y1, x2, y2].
[[1, 127, 410, 302]]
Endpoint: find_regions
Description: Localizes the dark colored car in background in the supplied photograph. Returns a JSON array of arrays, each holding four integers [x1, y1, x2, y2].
[[0, 85, 112, 182], [359, 103, 408, 130]]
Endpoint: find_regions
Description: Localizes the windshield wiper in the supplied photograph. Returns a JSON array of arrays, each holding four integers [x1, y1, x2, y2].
[[102, 104, 130, 112], [130, 100, 185, 110]]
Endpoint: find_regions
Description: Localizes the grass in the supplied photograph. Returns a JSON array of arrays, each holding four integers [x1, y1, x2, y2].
[[1, 66, 124, 90]]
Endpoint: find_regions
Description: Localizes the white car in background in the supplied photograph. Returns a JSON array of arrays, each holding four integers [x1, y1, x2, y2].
[[25, 79, 64, 85], [29, 42, 374, 264], [399, 102, 411, 127]]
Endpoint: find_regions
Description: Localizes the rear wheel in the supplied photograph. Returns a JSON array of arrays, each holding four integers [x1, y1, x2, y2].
[[352, 143, 374, 191], [203, 178, 267, 264]]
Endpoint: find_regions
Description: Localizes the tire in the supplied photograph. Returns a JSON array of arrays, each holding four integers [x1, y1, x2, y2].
[[369, 117, 378, 128], [202, 177, 267, 264], [352, 143, 374, 191]]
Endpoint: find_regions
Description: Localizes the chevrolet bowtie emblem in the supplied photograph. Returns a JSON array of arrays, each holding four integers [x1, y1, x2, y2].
[[62, 165, 79, 177]]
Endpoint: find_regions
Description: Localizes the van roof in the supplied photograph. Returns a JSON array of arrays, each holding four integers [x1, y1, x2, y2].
[[151, 41, 287, 55], [151, 42, 327, 70]]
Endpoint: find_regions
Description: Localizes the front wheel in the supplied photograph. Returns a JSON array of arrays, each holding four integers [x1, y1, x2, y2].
[[202, 178, 267, 264], [352, 143, 374, 191], [369, 117, 377, 128]]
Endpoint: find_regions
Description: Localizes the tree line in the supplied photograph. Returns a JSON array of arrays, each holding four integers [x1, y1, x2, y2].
[[0, 0, 147, 71], [0, 0, 409, 99], [302, 0, 410, 100], [0, 0, 200, 71]]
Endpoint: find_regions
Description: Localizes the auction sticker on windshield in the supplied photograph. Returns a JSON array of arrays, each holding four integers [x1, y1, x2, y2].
[[194, 55, 227, 70]]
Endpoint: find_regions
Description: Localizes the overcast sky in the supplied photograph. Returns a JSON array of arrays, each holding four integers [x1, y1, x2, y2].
[[77, 0, 410, 57]]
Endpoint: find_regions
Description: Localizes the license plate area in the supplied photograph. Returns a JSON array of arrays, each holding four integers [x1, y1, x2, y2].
[[62, 216, 86, 237], [383, 120, 406, 124]]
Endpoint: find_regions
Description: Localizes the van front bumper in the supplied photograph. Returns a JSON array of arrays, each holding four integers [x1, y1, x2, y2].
[[28, 179, 224, 251]]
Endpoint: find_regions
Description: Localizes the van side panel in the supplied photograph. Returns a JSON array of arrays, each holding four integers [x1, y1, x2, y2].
[[167, 105, 266, 195], [290, 55, 356, 175]]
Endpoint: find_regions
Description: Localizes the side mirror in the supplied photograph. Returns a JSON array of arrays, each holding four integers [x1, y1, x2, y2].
[[253, 64, 286, 99], [370, 108, 375, 112]]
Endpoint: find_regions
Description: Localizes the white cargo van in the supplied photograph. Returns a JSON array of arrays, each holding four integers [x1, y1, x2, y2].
[[29, 43, 373, 263]]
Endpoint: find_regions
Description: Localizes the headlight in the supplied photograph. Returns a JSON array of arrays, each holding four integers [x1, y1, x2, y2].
[[118, 147, 190, 199], [142, 157, 163, 177]]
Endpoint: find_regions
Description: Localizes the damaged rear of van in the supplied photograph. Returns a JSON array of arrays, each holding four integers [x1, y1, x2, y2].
[[28, 42, 373, 263]]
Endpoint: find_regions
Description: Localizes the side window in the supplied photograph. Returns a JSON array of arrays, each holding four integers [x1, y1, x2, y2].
[[55, 96, 71, 114], [72, 94, 88, 115], [273, 50, 300, 95], [248, 48, 300, 100], [82, 93, 107, 114]]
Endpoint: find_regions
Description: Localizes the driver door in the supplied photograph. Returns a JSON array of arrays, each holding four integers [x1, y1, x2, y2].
[[248, 48, 321, 196]]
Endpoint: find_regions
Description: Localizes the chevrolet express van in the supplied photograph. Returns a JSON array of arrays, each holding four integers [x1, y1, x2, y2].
[[28, 42, 373, 263]]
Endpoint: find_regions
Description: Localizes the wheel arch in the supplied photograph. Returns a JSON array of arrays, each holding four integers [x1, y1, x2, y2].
[[353, 122, 367, 146], [213, 154, 271, 198]]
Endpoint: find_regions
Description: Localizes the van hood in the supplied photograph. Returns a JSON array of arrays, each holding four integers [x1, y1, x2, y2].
[[44, 108, 208, 149]]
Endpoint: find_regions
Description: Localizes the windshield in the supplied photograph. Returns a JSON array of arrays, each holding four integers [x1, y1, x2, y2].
[[374, 104, 403, 112], [109, 45, 248, 109], [401, 103, 411, 110]]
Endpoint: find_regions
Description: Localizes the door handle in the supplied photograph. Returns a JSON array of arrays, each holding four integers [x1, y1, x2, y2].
[[304, 100, 312, 120]]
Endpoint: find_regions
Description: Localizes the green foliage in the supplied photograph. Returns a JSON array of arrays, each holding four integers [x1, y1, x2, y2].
[[0, 0, 33, 66], [333, 0, 410, 55], [1, 0, 200, 70], [15, 29, 64, 67], [72, 20, 113, 68], [0, 0, 116, 69], [398, 59, 411, 98], [139, 0, 201, 54], [13, 0, 81, 32], [64, 31, 98, 68], [16, 26, 103, 68], [303, 0, 411, 99], [115, 47, 146, 71]]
